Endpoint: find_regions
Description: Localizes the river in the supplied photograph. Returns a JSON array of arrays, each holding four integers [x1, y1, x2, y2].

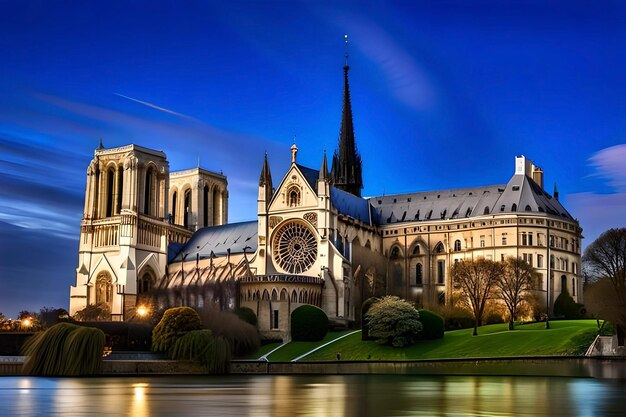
[[1, 375, 624, 416]]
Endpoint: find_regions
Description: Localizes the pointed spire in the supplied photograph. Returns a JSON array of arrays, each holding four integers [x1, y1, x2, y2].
[[259, 152, 273, 189], [319, 150, 329, 181], [330, 34, 363, 197], [554, 182, 559, 201], [97, 137, 104, 150]]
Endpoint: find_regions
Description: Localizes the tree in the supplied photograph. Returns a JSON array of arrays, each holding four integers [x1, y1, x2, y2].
[[74, 303, 111, 321], [496, 257, 537, 330], [366, 296, 422, 347], [452, 258, 504, 336], [583, 228, 626, 346]]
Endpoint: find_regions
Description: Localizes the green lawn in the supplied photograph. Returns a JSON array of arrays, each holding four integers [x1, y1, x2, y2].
[[301, 320, 598, 361], [265, 330, 354, 362], [238, 341, 282, 359]]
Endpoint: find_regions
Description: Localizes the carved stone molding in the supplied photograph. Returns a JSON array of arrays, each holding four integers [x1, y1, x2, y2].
[[303, 212, 318, 228], [269, 216, 283, 229]]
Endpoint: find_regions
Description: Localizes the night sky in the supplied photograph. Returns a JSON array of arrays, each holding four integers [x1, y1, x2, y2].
[[1, 1, 625, 318]]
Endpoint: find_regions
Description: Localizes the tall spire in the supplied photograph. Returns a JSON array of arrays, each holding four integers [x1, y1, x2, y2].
[[331, 34, 363, 197], [259, 152, 273, 189], [319, 150, 329, 181]]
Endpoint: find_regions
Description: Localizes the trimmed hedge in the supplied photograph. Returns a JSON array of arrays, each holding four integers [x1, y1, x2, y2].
[[417, 309, 445, 340], [291, 305, 329, 341], [152, 307, 203, 353], [234, 307, 258, 327]]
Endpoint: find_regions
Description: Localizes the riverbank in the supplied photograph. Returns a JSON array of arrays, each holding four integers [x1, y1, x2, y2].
[[2, 356, 625, 379]]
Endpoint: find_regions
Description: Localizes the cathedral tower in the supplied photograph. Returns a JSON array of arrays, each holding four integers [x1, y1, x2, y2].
[[331, 35, 363, 197]]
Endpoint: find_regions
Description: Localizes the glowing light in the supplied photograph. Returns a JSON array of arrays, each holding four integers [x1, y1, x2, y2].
[[136, 306, 149, 317], [21, 317, 32, 328]]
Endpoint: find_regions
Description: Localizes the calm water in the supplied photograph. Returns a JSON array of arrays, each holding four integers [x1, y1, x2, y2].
[[1, 375, 625, 416]]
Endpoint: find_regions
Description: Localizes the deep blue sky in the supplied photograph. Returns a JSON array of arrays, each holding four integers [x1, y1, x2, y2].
[[1, 1, 626, 318]]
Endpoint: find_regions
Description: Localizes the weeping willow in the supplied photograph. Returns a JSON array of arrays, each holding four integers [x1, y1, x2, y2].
[[22, 323, 105, 376], [170, 329, 231, 374]]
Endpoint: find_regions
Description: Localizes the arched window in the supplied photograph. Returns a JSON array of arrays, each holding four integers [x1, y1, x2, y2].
[[184, 189, 191, 229], [288, 187, 300, 207], [213, 188, 221, 225], [415, 263, 423, 286], [106, 167, 115, 217], [454, 240, 461, 251], [291, 290, 298, 302], [412, 245, 420, 255], [116, 168, 123, 214], [95, 272, 113, 306], [435, 242, 444, 253], [144, 168, 153, 216], [483, 206, 490, 215], [203, 185, 209, 227], [271, 289, 278, 301], [511, 203, 517, 212], [262, 289, 270, 301], [390, 246, 401, 260], [171, 191, 177, 224], [525, 205, 532, 212], [280, 289, 288, 301], [561, 275, 567, 293], [572, 278, 576, 296], [137, 271, 154, 296]]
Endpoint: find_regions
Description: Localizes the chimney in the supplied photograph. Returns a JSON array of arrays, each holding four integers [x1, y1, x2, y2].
[[532, 165, 544, 189]]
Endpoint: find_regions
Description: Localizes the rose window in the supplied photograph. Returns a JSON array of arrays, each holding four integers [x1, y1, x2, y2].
[[272, 221, 318, 274]]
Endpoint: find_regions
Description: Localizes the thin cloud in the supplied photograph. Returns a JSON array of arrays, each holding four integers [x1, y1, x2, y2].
[[589, 144, 626, 192], [114, 93, 196, 120]]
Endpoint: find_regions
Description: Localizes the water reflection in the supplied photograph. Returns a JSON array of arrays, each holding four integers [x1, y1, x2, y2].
[[1, 375, 624, 416]]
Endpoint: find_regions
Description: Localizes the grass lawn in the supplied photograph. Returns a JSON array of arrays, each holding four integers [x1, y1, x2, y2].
[[302, 320, 599, 361], [237, 342, 282, 360], [265, 330, 354, 362]]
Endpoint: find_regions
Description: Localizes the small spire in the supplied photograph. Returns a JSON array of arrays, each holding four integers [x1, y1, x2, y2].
[[290, 143, 298, 164], [554, 182, 559, 201], [97, 137, 104, 150], [319, 150, 329, 181], [259, 152, 273, 188]]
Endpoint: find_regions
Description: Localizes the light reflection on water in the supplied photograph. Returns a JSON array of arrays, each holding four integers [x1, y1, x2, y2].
[[0, 375, 624, 417]]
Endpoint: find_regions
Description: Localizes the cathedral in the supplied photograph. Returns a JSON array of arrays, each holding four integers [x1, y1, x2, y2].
[[69, 62, 583, 339]]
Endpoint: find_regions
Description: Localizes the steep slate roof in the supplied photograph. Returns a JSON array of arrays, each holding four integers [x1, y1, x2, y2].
[[296, 164, 320, 193], [370, 174, 574, 226], [330, 186, 372, 225], [170, 221, 258, 262]]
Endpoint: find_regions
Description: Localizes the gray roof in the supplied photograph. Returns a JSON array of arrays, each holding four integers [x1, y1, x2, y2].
[[170, 221, 258, 263], [296, 164, 320, 193], [330, 186, 372, 225], [370, 174, 574, 226]]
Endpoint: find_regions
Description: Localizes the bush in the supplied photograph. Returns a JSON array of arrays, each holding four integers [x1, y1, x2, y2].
[[22, 323, 105, 376], [361, 297, 378, 341], [234, 307, 258, 327], [366, 296, 422, 347], [74, 303, 111, 321], [152, 307, 203, 353], [554, 290, 584, 319], [417, 309, 444, 340], [170, 329, 231, 374], [195, 307, 260, 357], [291, 305, 329, 341]]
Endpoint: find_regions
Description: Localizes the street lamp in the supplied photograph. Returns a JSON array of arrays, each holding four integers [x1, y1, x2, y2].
[[21, 317, 32, 330]]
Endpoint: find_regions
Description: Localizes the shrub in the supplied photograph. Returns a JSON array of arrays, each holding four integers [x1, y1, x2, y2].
[[22, 323, 105, 376], [170, 329, 231, 374], [195, 307, 260, 357], [361, 297, 378, 341], [417, 309, 444, 340], [74, 303, 111, 321], [152, 307, 203, 353], [234, 307, 257, 327], [554, 290, 584, 319], [366, 296, 422, 347], [291, 305, 329, 341]]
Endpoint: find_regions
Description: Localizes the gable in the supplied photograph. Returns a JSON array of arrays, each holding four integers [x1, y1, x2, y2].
[[268, 164, 319, 212]]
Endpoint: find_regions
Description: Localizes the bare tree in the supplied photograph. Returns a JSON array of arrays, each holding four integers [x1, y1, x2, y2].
[[583, 228, 626, 346], [452, 258, 504, 336], [496, 257, 537, 330]]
